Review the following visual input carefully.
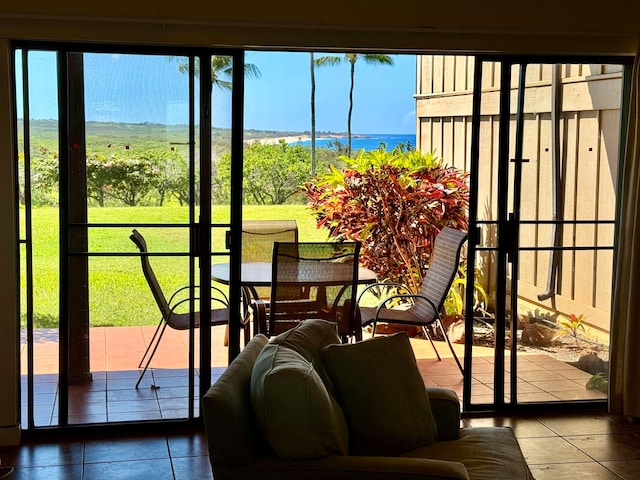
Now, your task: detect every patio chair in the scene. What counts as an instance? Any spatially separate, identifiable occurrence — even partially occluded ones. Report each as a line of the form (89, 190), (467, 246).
(241, 220), (298, 298)
(253, 241), (361, 338)
(242, 220), (299, 333)
(356, 227), (468, 374)
(130, 229), (248, 388)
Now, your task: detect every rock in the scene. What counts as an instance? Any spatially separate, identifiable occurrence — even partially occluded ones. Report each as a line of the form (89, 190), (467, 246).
(578, 350), (606, 374)
(517, 313), (530, 329)
(520, 323), (555, 347)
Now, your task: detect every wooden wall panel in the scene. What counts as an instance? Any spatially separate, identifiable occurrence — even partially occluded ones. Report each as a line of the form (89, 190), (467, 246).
(454, 56), (469, 92)
(442, 118), (454, 163)
(452, 117), (468, 171)
(536, 113), (554, 289)
(466, 57), (476, 93)
(519, 113), (541, 286)
(415, 57), (622, 330)
(560, 113), (578, 299)
(433, 56), (445, 94)
(444, 56), (456, 92)
(573, 111), (599, 307)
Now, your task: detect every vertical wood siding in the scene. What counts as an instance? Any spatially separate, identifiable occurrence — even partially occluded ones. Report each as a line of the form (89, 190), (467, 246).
(416, 56), (623, 332)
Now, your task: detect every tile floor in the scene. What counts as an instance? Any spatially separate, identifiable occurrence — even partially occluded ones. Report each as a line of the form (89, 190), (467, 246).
(2, 413), (640, 478)
(20, 325), (605, 426)
(8, 325), (621, 478)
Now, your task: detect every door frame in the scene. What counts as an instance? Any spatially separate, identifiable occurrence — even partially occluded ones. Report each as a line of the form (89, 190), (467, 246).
(14, 41), (246, 429)
(463, 54), (633, 413)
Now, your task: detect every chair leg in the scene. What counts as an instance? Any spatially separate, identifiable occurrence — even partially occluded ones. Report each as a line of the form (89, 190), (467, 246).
(136, 322), (169, 388)
(243, 319), (251, 346)
(437, 319), (464, 375)
(421, 325), (442, 361)
(138, 318), (164, 368)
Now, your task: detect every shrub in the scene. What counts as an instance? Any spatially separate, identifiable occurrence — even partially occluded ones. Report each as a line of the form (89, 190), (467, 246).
(304, 149), (469, 293)
(86, 151), (162, 206)
(215, 140), (313, 205)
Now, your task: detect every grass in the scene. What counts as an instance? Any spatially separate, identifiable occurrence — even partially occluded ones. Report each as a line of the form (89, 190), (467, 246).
(21, 204), (330, 328)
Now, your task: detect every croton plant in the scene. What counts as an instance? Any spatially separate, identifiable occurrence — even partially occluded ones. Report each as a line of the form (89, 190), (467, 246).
(304, 149), (469, 294)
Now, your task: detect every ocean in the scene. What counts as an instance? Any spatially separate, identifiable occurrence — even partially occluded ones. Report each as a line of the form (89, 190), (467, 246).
(291, 133), (416, 152)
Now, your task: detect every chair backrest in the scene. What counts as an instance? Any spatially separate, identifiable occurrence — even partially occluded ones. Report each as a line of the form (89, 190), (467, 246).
(411, 227), (468, 323)
(242, 220), (298, 262)
(270, 241), (361, 336)
(130, 229), (171, 319)
(242, 220), (298, 299)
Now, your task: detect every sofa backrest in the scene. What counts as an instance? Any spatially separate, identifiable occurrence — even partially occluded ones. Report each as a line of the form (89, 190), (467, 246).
(202, 334), (269, 468)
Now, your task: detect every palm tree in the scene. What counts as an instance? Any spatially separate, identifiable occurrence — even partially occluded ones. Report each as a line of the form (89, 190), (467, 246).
(172, 55), (260, 90)
(315, 53), (394, 157)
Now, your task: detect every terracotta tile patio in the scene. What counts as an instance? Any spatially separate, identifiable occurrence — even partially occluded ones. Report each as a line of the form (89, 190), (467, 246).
(20, 325), (605, 427)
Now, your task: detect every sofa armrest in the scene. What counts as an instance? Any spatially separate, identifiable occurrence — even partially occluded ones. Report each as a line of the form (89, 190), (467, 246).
(426, 387), (461, 441)
(216, 454), (470, 480)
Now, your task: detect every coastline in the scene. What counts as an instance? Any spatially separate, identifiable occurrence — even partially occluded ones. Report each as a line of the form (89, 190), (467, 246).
(244, 133), (366, 145)
(245, 135), (312, 145)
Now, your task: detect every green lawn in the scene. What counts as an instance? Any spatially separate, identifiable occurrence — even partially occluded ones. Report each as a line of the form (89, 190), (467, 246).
(21, 204), (330, 328)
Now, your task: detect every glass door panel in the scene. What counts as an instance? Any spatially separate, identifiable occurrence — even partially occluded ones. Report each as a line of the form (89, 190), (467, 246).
(512, 63), (620, 404)
(466, 58), (622, 410)
(16, 46), (239, 429)
(16, 49), (62, 428)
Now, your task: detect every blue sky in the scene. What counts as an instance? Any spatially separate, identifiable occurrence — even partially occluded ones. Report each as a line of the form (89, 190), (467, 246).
(17, 50), (416, 134)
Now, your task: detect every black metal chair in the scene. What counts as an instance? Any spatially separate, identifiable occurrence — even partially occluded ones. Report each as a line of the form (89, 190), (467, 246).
(253, 241), (361, 339)
(130, 229), (247, 388)
(356, 227), (468, 373)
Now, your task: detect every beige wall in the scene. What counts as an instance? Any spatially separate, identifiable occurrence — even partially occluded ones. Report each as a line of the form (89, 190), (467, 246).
(0, 2), (637, 442)
(0, 2), (637, 54)
(0, 39), (20, 445)
(416, 56), (623, 332)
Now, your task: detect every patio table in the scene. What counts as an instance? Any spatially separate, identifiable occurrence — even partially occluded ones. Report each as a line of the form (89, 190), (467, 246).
(211, 262), (377, 334)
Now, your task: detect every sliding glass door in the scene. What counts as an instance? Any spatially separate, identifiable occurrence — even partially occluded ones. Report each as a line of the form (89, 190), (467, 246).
(464, 57), (629, 411)
(16, 45), (244, 428)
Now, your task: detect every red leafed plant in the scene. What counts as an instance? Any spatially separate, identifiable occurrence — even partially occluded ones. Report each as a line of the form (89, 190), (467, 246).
(304, 149), (469, 293)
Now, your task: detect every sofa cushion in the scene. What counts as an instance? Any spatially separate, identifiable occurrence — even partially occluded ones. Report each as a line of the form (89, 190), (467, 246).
(250, 342), (349, 459)
(322, 332), (438, 456)
(270, 318), (340, 364)
(401, 427), (535, 480)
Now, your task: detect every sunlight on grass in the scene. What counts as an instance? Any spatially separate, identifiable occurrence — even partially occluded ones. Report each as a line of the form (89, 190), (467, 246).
(21, 204), (330, 328)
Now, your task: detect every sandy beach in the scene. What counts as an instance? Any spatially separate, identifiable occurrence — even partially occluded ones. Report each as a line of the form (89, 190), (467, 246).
(246, 135), (310, 145)
(244, 134), (340, 145)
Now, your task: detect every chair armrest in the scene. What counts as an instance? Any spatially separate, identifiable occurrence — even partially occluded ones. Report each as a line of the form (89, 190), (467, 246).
(167, 285), (229, 307)
(252, 299), (269, 336)
(426, 387), (461, 441)
(220, 454), (470, 480)
(356, 282), (408, 303)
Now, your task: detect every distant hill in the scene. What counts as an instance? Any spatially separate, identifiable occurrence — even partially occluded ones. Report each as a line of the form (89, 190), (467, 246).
(16, 119), (345, 154)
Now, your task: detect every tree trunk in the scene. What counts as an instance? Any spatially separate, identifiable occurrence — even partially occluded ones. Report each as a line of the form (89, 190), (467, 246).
(348, 62), (355, 158)
(310, 53), (316, 176)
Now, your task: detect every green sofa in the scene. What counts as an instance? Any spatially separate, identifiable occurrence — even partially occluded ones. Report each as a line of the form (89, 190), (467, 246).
(202, 320), (535, 480)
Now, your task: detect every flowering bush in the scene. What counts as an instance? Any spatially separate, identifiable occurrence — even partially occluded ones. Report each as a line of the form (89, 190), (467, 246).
(304, 149), (469, 293)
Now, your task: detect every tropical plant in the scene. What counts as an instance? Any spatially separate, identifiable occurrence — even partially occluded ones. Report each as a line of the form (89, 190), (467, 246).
(443, 262), (489, 317)
(304, 149), (469, 293)
(171, 55), (261, 90)
(314, 54), (394, 157)
(552, 313), (586, 346)
(586, 372), (608, 393)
